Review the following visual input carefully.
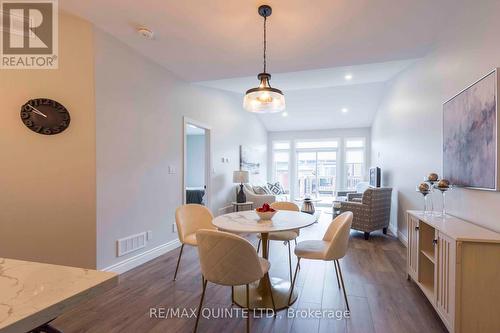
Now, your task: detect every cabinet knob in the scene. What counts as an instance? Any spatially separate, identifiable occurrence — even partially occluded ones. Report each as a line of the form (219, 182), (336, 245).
(433, 239), (438, 246)
(415, 226), (419, 231)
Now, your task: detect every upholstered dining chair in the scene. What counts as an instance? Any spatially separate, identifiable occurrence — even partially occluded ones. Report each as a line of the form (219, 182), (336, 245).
(288, 212), (353, 311)
(256, 201), (300, 281)
(194, 229), (275, 333)
(173, 204), (215, 281)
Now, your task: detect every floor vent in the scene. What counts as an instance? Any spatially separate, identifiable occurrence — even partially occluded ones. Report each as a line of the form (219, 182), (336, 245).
(117, 232), (147, 257)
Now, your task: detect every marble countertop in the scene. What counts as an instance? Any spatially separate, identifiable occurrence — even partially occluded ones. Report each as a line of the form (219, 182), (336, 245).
(0, 258), (118, 333)
(212, 210), (317, 233)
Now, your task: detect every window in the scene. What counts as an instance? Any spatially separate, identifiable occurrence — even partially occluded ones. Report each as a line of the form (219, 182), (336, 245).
(344, 138), (365, 189)
(295, 140), (338, 202)
(296, 140), (338, 149)
(273, 141), (290, 150)
(272, 141), (290, 191)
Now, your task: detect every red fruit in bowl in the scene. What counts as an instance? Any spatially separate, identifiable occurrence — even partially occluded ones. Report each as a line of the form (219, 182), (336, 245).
(262, 203), (270, 211)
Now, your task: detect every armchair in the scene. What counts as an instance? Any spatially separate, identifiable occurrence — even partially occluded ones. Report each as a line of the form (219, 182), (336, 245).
(339, 187), (392, 240)
(346, 181), (370, 202)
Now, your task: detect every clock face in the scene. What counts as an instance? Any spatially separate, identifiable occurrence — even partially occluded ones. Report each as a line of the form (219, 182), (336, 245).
(20, 98), (70, 135)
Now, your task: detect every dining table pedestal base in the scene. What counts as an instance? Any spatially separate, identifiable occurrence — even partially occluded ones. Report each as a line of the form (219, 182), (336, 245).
(233, 276), (298, 311)
(212, 212), (316, 312)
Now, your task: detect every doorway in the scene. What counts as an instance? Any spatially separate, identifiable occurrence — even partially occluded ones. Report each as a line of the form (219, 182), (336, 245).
(183, 118), (211, 209)
(295, 141), (338, 206)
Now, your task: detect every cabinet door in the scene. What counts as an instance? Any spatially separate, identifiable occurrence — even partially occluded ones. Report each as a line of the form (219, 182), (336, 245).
(435, 231), (456, 330)
(407, 214), (419, 279)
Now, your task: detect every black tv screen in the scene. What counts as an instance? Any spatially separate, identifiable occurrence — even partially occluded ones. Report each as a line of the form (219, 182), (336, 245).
(369, 167), (381, 187)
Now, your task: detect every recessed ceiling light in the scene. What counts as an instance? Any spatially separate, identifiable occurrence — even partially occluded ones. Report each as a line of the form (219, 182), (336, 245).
(137, 27), (154, 40)
(282, 111), (288, 117)
(344, 74), (353, 80)
(341, 108), (349, 113)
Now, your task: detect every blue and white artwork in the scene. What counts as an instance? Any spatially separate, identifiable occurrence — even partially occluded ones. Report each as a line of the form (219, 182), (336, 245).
(240, 145), (261, 175)
(443, 70), (497, 190)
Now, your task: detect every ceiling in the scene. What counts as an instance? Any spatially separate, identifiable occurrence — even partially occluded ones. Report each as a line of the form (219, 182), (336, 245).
(196, 59), (417, 93)
(253, 83), (388, 131)
(198, 59), (416, 130)
(60, 0), (457, 131)
(61, 0), (454, 81)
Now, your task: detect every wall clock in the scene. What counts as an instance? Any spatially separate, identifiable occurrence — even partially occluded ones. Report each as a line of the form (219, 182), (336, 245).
(20, 98), (70, 135)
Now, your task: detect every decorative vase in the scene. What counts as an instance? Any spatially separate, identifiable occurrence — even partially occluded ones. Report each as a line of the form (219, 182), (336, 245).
(417, 182), (431, 214)
(237, 184), (246, 203)
(434, 180), (451, 217)
(301, 199), (315, 215)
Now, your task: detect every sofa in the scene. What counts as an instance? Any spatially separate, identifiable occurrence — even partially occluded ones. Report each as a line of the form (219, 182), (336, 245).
(339, 187), (392, 240)
(237, 184), (289, 208)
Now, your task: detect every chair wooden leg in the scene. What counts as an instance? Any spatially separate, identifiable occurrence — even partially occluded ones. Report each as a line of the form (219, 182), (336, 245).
(257, 239), (261, 254)
(294, 238), (300, 270)
(246, 284), (250, 333)
(266, 273), (276, 315)
(173, 244), (185, 281)
(336, 260), (350, 312)
(287, 258), (301, 305)
(333, 260), (341, 289)
(194, 279), (208, 333)
(383, 227), (388, 234)
(287, 241), (293, 282)
(364, 232), (370, 240)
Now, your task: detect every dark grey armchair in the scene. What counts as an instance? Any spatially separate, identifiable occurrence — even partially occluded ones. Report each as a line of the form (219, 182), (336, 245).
(339, 187), (392, 240)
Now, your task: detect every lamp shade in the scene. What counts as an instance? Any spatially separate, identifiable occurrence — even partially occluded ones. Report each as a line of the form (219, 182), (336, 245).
(243, 73), (285, 114)
(233, 170), (249, 184)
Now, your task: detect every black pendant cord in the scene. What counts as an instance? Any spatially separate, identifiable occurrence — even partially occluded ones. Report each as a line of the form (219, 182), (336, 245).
(263, 16), (267, 74)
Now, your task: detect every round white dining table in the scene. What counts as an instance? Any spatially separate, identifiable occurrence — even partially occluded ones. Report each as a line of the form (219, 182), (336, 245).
(212, 210), (317, 310)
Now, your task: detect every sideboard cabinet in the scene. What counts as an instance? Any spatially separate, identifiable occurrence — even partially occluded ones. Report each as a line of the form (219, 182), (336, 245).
(406, 211), (500, 333)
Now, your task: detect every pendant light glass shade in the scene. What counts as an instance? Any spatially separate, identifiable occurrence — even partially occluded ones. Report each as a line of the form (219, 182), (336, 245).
(243, 73), (285, 113)
(244, 5), (285, 114)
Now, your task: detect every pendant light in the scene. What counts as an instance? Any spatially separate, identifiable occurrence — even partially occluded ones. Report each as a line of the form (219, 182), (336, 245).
(243, 5), (285, 113)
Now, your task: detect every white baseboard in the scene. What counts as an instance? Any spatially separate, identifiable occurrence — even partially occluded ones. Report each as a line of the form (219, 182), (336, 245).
(101, 238), (181, 274)
(397, 230), (408, 247)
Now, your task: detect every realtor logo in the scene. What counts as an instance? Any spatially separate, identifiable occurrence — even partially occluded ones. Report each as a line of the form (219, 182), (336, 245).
(1, 0), (58, 69)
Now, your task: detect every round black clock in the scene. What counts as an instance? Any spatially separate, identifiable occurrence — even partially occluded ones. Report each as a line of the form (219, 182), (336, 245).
(20, 98), (70, 135)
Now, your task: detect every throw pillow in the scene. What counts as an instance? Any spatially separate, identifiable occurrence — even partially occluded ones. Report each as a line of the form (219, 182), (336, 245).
(267, 182), (283, 195)
(252, 185), (269, 195)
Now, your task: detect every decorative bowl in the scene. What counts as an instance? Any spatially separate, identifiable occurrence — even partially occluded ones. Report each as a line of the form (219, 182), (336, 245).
(255, 210), (277, 220)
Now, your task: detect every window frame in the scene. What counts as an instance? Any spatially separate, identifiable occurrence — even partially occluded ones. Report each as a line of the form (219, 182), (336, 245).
(271, 141), (291, 191)
(343, 137), (367, 190)
(294, 138), (340, 198)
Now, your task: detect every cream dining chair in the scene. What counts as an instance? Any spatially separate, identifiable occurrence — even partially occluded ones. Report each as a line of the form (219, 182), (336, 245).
(288, 212), (353, 311)
(256, 201), (300, 281)
(173, 204), (215, 281)
(194, 229), (275, 333)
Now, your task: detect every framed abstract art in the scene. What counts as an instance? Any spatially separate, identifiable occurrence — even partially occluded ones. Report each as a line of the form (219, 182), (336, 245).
(443, 68), (500, 191)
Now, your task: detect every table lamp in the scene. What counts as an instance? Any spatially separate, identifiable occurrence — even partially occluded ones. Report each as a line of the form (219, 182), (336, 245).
(233, 170), (249, 203)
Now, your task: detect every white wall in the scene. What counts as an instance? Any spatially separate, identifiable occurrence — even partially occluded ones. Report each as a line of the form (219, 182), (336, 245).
(268, 128), (371, 198)
(186, 135), (206, 187)
(94, 29), (267, 269)
(0, 13), (97, 269)
(371, 0), (500, 242)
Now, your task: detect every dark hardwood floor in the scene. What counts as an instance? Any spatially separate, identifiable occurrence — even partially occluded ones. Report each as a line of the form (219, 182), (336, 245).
(54, 210), (447, 333)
